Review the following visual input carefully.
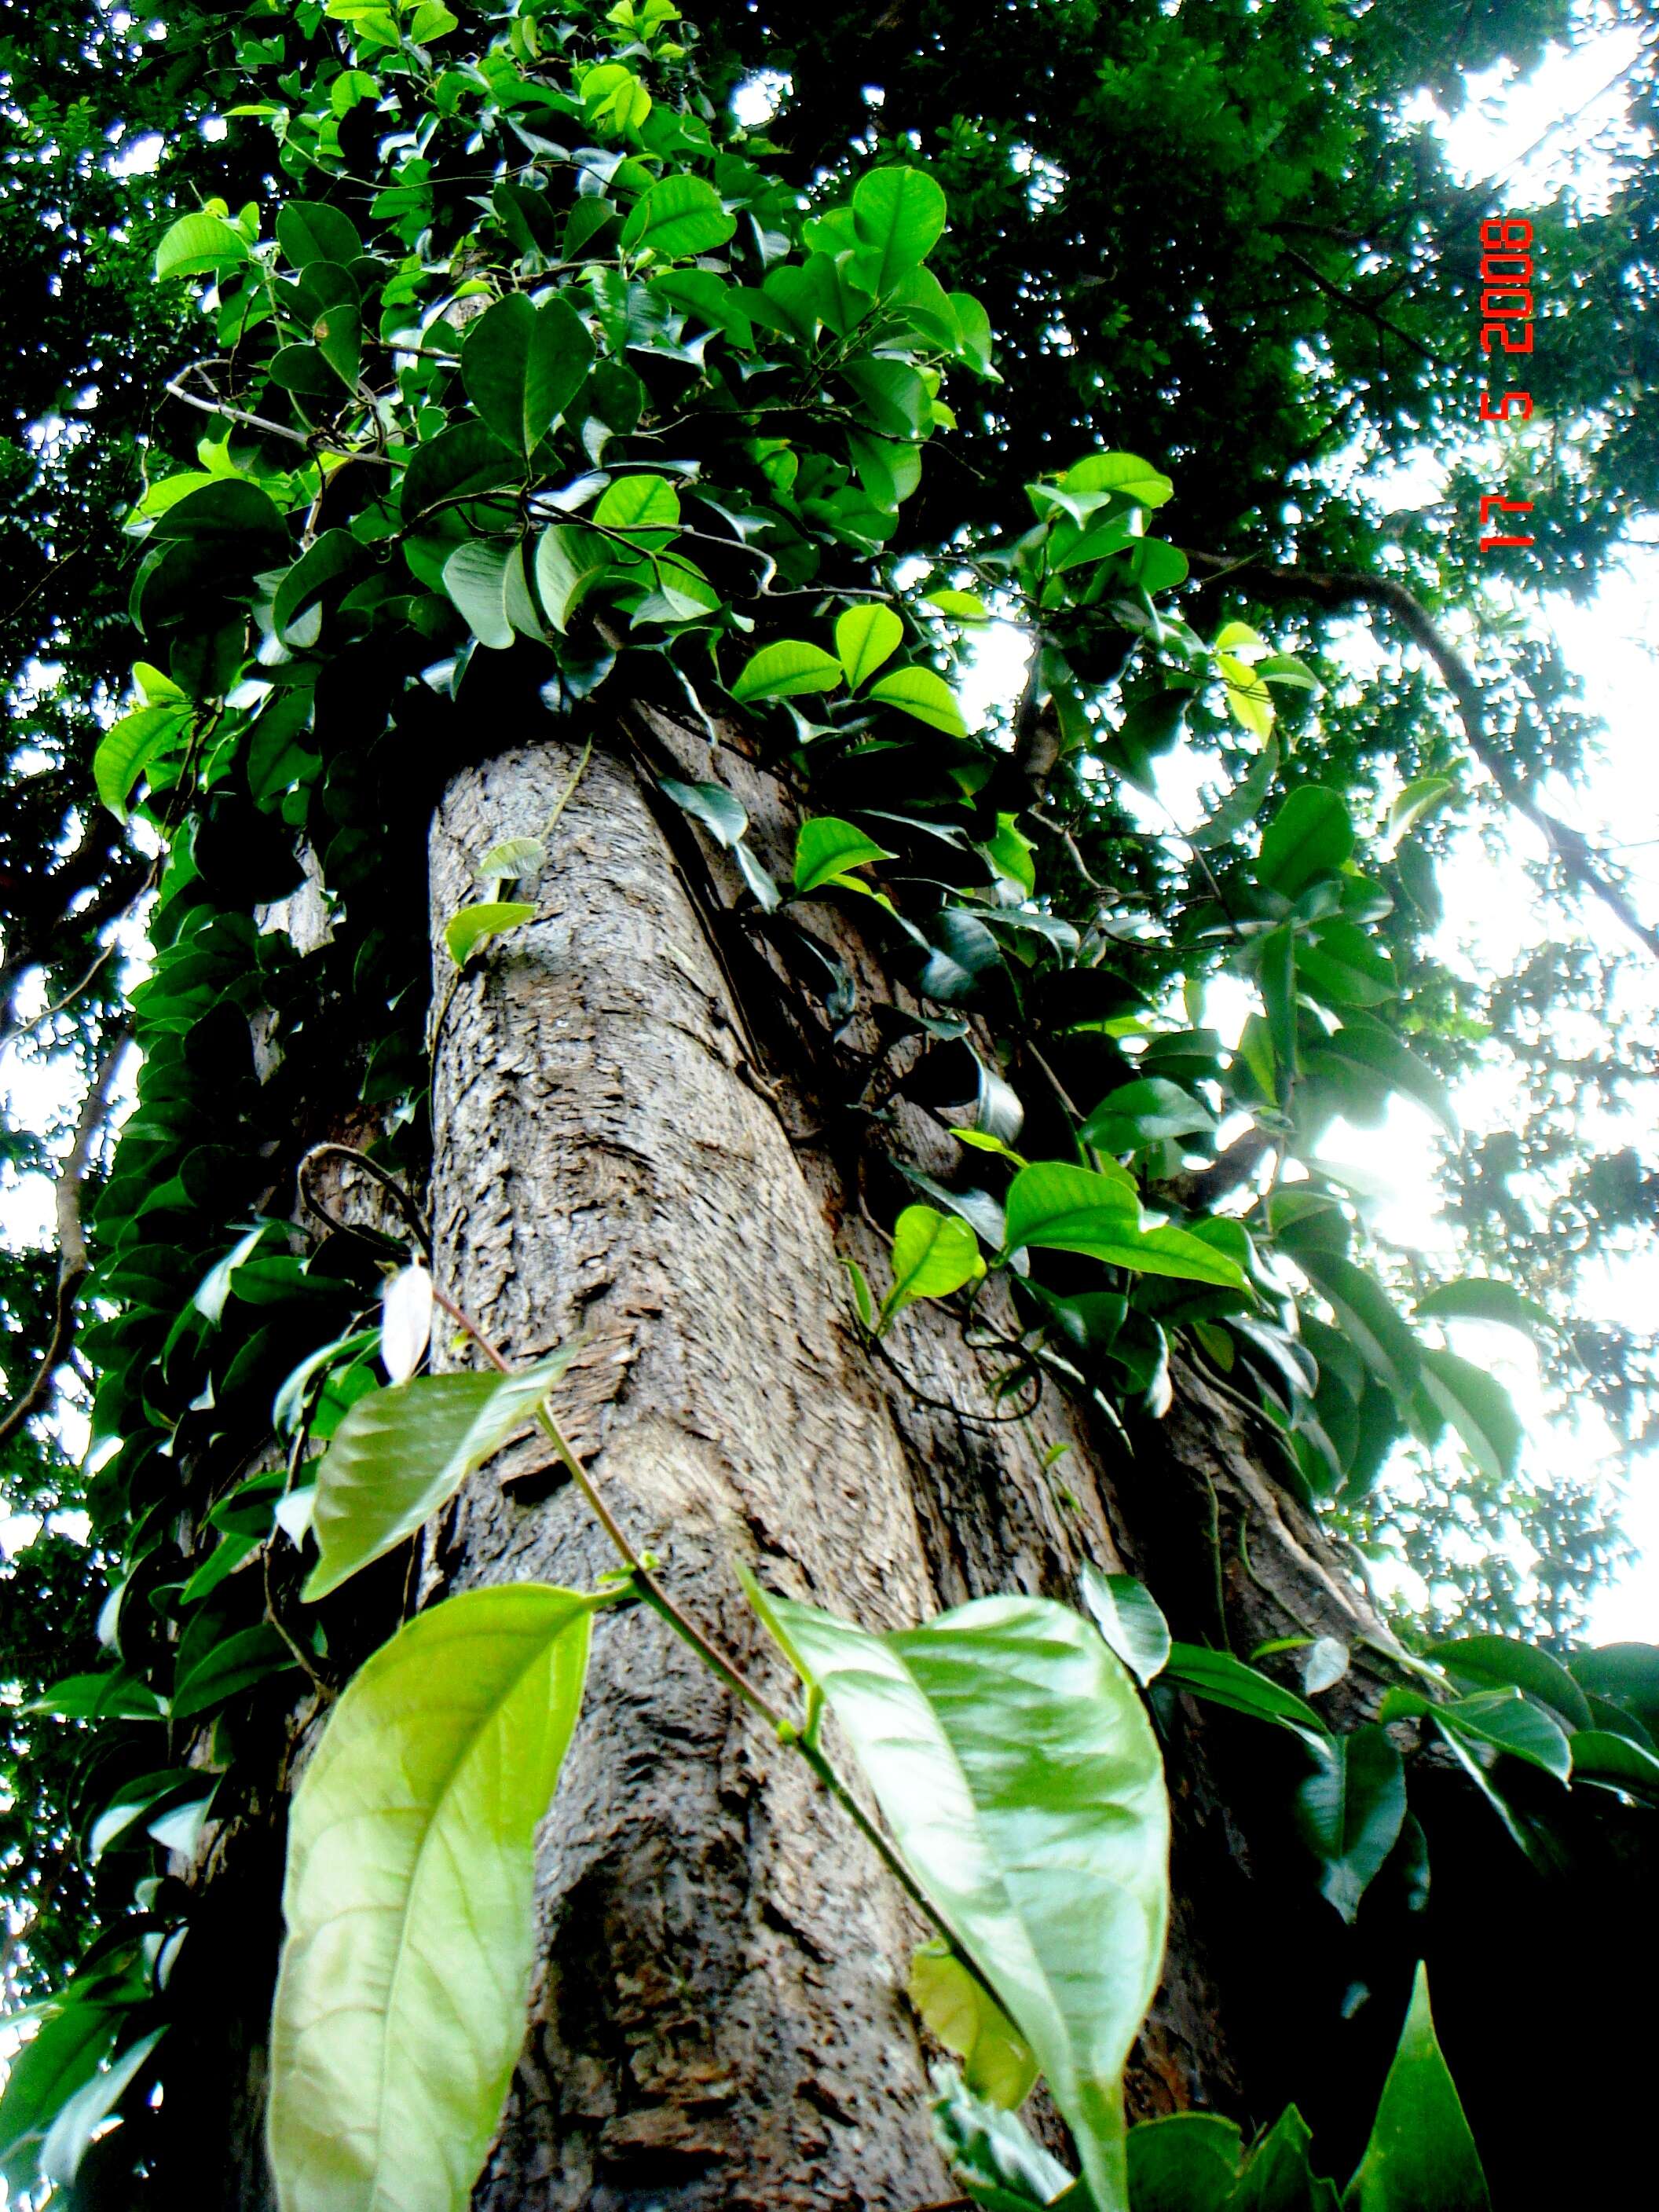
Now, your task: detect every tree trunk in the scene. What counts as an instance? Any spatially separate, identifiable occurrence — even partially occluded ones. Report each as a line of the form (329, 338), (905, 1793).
(405, 710), (1391, 2207)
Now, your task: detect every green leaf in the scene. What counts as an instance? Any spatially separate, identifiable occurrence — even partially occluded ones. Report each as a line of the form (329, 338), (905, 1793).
(93, 703), (193, 814)
(910, 1943), (1038, 2110)
(1418, 1348), (1523, 1482)
(1298, 920), (1397, 1009)
(1233, 2106), (1339, 2212)
(276, 200), (361, 268)
(660, 777), (748, 848)
(1343, 1965), (1490, 2212)
(1412, 1279), (1550, 1335)
(793, 815), (895, 895)
(1079, 1566), (1170, 1688)
(927, 588), (990, 622)
(1059, 452), (1174, 507)
(155, 210), (249, 280)
(851, 166), (949, 290)
(752, 1588), (1169, 2212)
(1003, 1164), (1247, 1288)
(1127, 2112), (1244, 2212)
(868, 665), (968, 735)
(1388, 775), (1456, 838)
(731, 638), (844, 703)
(1569, 1727), (1659, 1796)
(0, 2001), (119, 2193)
(1436, 1687), (1571, 1783)
(303, 1360), (568, 1600)
(620, 172), (737, 259)
(441, 540), (517, 650)
(408, 0), (458, 39)
(444, 899), (537, 967)
(1422, 1636), (1591, 1730)
(533, 526), (609, 631)
(1079, 1079), (1217, 1153)
(1569, 1643), (1659, 1736)
(1256, 788), (1355, 897)
(1295, 1726), (1407, 1924)
(268, 1585), (598, 2212)
(462, 295), (594, 456)
(172, 1624), (296, 1719)
(476, 837), (546, 884)
(836, 602), (904, 688)
(592, 472), (680, 549)
(1163, 1643), (1330, 1749)
(881, 1204), (986, 1324)
(39, 2029), (163, 2188)
(273, 529), (365, 642)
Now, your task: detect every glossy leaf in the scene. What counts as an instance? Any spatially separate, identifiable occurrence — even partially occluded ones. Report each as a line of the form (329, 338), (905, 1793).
(93, 703), (193, 814)
(1002, 1163), (1247, 1289)
(882, 1203), (986, 1324)
(40, 2029), (163, 2188)
(155, 210), (249, 280)
(932, 2066), (1080, 2210)
(1256, 788), (1354, 896)
(1343, 1965), (1490, 2212)
(1079, 1565), (1171, 1687)
(620, 172), (737, 259)
(837, 602), (904, 688)
(751, 1588), (1169, 2212)
(794, 815), (894, 894)
(1232, 2106), (1339, 2212)
(660, 777), (747, 848)
(1163, 1643), (1330, 1749)
(910, 1943), (1038, 2109)
(1418, 1349), (1522, 1482)
(851, 165), (948, 289)
(1423, 1635), (1590, 1730)
(1060, 452), (1174, 507)
(592, 472), (679, 549)
(1412, 1278), (1551, 1335)
(267, 1584), (598, 2212)
(302, 1359), (569, 1600)
(0, 2001), (120, 2192)
(868, 665), (968, 735)
(444, 900), (536, 966)
(1079, 1078), (1217, 1153)
(1295, 1726), (1406, 1923)
(462, 294), (593, 455)
(731, 638), (843, 702)
(441, 540), (517, 650)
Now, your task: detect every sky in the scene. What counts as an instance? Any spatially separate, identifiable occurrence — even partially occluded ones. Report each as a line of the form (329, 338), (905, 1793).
(4, 20), (1657, 1643)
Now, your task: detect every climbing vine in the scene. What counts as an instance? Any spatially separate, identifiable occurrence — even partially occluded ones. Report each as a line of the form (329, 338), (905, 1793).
(2, 2), (1657, 2207)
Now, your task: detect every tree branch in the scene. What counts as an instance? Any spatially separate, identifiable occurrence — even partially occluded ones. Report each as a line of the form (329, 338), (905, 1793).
(1185, 551), (1659, 964)
(0, 1022), (131, 1450)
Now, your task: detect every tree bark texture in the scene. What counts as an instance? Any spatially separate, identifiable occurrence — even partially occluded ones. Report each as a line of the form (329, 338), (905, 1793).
(419, 707), (1396, 2208)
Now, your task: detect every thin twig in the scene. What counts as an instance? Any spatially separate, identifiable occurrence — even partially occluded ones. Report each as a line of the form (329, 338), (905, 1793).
(296, 1142), (432, 1256)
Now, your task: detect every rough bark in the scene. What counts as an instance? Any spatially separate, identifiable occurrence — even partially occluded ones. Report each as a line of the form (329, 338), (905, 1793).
(419, 713), (1394, 2206)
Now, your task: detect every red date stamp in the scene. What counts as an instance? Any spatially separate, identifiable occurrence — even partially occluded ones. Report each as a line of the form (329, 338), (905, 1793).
(1478, 217), (1534, 551)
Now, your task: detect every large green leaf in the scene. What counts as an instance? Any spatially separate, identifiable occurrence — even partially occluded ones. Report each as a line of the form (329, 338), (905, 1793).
(1422, 1635), (1590, 1730)
(1569, 1643), (1659, 1736)
(837, 601), (903, 688)
(93, 703), (193, 815)
(1163, 1643), (1330, 1750)
(752, 1588), (1169, 2212)
(302, 1360), (569, 1600)
(1417, 1349), (1522, 1482)
(441, 540), (518, 650)
(461, 294), (592, 456)
(0, 2000), (119, 2192)
(851, 165), (949, 291)
(1127, 2112), (1243, 2212)
(155, 209), (249, 280)
(868, 665), (968, 735)
(267, 1584), (598, 2212)
(620, 172), (737, 259)
(793, 815), (894, 894)
(1343, 1965), (1490, 2211)
(1232, 2107), (1340, 2212)
(732, 638), (844, 702)
(1256, 788), (1354, 896)
(1080, 1078), (1217, 1153)
(1295, 1725), (1406, 1924)
(1002, 1163), (1247, 1289)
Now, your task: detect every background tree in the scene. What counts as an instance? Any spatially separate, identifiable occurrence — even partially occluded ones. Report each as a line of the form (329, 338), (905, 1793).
(2, 2), (1657, 2209)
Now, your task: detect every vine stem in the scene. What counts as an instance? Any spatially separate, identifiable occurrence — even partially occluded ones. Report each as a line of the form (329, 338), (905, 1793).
(425, 1283), (975, 1957)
